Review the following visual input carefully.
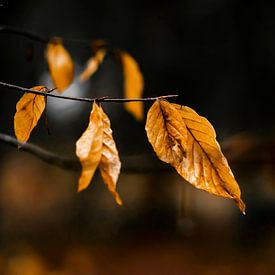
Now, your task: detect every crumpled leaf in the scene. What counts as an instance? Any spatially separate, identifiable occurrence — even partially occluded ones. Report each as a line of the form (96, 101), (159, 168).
(76, 103), (103, 192)
(45, 37), (74, 92)
(76, 103), (122, 204)
(99, 108), (122, 205)
(14, 86), (46, 143)
(120, 51), (144, 121)
(79, 49), (106, 82)
(146, 100), (245, 214)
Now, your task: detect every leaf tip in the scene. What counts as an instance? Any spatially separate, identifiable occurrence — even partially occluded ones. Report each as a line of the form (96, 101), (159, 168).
(115, 194), (123, 206)
(234, 197), (246, 215)
(77, 180), (89, 193)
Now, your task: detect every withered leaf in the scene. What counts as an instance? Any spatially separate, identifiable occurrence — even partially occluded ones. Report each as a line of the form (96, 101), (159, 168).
(45, 37), (74, 92)
(79, 49), (106, 82)
(99, 107), (122, 205)
(120, 51), (144, 121)
(76, 103), (122, 204)
(14, 86), (46, 143)
(76, 103), (103, 192)
(146, 100), (245, 213)
(145, 100), (188, 165)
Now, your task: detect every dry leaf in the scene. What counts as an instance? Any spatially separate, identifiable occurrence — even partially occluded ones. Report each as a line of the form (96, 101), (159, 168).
(45, 37), (74, 92)
(79, 49), (106, 82)
(76, 103), (122, 204)
(76, 103), (103, 192)
(146, 100), (245, 213)
(14, 86), (46, 143)
(120, 51), (144, 121)
(145, 100), (188, 165)
(99, 107), (122, 205)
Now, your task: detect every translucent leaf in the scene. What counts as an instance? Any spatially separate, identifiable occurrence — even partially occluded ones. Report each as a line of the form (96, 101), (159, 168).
(14, 86), (46, 143)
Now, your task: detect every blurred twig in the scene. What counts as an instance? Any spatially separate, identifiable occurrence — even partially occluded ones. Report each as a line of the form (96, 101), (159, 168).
(0, 133), (80, 171)
(0, 134), (171, 174)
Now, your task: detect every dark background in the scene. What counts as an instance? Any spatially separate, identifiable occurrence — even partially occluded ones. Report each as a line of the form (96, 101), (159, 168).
(0, 0), (274, 274)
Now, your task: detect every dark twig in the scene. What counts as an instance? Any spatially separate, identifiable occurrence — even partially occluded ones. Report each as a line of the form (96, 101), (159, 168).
(0, 81), (179, 103)
(0, 134), (172, 174)
(0, 25), (49, 43)
(0, 133), (80, 171)
(0, 25), (94, 47)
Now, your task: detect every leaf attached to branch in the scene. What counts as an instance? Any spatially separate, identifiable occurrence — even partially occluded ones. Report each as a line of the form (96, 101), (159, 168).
(99, 107), (122, 205)
(145, 100), (245, 213)
(14, 86), (46, 143)
(45, 37), (74, 92)
(145, 100), (187, 165)
(120, 51), (144, 121)
(76, 103), (103, 192)
(76, 102), (122, 204)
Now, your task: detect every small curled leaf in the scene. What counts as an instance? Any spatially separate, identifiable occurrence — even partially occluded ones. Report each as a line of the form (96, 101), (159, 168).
(79, 49), (106, 82)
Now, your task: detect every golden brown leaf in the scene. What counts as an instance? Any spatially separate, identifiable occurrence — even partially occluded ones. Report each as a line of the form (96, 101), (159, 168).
(120, 51), (144, 121)
(98, 107), (122, 205)
(14, 86), (46, 143)
(145, 100), (188, 165)
(146, 100), (245, 213)
(76, 103), (122, 204)
(79, 49), (106, 82)
(45, 37), (74, 92)
(76, 103), (103, 192)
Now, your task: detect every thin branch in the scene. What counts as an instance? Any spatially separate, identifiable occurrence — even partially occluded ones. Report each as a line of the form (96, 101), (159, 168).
(0, 133), (268, 175)
(0, 133), (80, 171)
(0, 25), (49, 43)
(0, 25), (94, 46)
(0, 81), (179, 103)
(0, 134), (171, 174)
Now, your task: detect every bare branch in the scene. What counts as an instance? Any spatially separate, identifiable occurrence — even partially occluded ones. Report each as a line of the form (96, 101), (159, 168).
(0, 133), (80, 171)
(0, 25), (96, 47)
(0, 134), (172, 174)
(0, 81), (179, 103)
(0, 25), (49, 43)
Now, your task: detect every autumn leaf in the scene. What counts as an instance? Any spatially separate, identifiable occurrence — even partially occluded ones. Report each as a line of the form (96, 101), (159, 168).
(120, 51), (144, 121)
(76, 103), (122, 204)
(145, 100), (188, 165)
(76, 103), (103, 192)
(45, 37), (74, 92)
(14, 86), (46, 143)
(79, 48), (106, 82)
(99, 107), (122, 205)
(145, 100), (245, 213)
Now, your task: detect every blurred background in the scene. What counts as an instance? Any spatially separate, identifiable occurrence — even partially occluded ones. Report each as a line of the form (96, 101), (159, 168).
(0, 0), (275, 274)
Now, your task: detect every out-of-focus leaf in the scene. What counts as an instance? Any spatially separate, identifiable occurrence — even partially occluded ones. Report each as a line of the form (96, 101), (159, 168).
(146, 100), (245, 213)
(76, 103), (103, 192)
(120, 51), (144, 121)
(99, 107), (122, 205)
(76, 103), (122, 204)
(14, 86), (46, 143)
(45, 37), (74, 92)
(79, 49), (106, 82)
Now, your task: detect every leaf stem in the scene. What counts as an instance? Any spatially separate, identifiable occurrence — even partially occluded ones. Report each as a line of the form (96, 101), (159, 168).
(0, 81), (179, 103)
